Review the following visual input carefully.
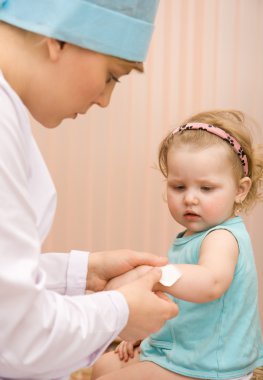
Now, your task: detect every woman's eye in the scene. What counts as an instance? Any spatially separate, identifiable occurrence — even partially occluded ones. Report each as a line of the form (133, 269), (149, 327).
(106, 74), (120, 84)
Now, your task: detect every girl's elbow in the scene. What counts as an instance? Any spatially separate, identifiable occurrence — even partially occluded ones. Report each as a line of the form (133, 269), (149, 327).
(206, 280), (226, 301)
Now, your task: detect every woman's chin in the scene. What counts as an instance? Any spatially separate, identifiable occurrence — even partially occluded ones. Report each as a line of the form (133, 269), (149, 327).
(38, 116), (63, 129)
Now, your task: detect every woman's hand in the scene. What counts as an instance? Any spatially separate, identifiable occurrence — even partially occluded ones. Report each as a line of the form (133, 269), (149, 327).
(86, 250), (167, 292)
(118, 268), (179, 341)
(105, 265), (152, 290)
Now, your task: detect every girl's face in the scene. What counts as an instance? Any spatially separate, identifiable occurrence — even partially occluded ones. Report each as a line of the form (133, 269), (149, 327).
(166, 144), (244, 235)
(24, 41), (133, 127)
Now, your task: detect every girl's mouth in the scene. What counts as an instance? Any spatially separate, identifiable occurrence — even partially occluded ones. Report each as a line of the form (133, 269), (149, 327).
(184, 211), (200, 220)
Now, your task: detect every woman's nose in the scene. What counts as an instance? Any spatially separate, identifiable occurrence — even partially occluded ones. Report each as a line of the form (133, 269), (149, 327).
(94, 83), (115, 108)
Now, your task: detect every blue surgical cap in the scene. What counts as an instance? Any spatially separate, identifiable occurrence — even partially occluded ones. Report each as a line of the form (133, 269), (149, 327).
(0, 0), (160, 61)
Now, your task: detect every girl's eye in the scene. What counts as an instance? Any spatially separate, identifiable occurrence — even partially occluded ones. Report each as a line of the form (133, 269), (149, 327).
(201, 186), (213, 192)
(173, 185), (185, 191)
(106, 74), (120, 84)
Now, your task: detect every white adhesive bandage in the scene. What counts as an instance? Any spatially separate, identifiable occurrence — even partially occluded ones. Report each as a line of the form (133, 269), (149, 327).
(159, 264), (182, 286)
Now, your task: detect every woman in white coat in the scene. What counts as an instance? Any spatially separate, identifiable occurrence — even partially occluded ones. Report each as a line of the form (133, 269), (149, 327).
(0, 1), (179, 379)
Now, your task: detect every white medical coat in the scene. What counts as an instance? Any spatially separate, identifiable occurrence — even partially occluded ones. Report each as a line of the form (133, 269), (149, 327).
(0, 72), (129, 380)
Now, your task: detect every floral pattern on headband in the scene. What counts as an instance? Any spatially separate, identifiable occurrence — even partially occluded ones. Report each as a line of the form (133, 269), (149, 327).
(172, 123), (249, 176)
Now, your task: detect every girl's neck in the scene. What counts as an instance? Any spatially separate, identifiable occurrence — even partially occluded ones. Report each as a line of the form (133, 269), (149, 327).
(184, 215), (240, 236)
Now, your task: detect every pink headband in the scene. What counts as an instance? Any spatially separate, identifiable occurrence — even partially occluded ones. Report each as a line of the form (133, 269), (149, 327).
(172, 122), (249, 176)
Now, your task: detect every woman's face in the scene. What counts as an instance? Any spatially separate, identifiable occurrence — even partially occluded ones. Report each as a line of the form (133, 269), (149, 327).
(24, 41), (133, 127)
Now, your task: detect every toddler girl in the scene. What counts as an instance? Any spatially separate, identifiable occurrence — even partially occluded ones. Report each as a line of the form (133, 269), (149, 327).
(92, 109), (263, 380)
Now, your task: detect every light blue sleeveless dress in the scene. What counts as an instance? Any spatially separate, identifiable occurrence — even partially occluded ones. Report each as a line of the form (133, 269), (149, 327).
(140, 217), (263, 379)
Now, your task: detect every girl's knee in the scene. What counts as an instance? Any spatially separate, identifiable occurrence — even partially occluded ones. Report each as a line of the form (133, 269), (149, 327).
(91, 348), (141, 379)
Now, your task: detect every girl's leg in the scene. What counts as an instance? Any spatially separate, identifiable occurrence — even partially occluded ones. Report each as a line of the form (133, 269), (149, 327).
(94, 360), (197, 380)
(91, 348), (140, 379)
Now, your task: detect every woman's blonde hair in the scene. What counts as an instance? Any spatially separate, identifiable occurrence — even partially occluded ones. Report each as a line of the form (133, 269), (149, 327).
(0, 21), (144, 73)
(109, 56), (144, 73)
(159, 109), (263, 212)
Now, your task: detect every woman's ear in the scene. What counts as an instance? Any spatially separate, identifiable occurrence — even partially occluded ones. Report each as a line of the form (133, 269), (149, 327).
(46, 38), (64, 61)
(235, 176), (252, 204)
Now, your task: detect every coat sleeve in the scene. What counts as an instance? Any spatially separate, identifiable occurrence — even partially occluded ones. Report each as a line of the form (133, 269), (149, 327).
(0, 83), (129, 380)
(39, 250), (89, 295)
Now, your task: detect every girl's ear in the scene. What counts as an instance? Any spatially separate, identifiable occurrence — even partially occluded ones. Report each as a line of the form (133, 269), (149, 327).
(235, 176), (252, 204)
(46, 38), (64, 61)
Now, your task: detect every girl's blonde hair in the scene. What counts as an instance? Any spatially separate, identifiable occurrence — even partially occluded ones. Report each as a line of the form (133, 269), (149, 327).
(159, 109), (263, 212)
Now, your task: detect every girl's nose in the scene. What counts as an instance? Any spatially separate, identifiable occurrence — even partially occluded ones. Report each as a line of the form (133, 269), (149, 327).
(184, 191), (199, 205)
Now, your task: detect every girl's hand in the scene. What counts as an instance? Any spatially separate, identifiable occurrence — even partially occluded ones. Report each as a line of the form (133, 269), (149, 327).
(114, 340), (141, 362)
